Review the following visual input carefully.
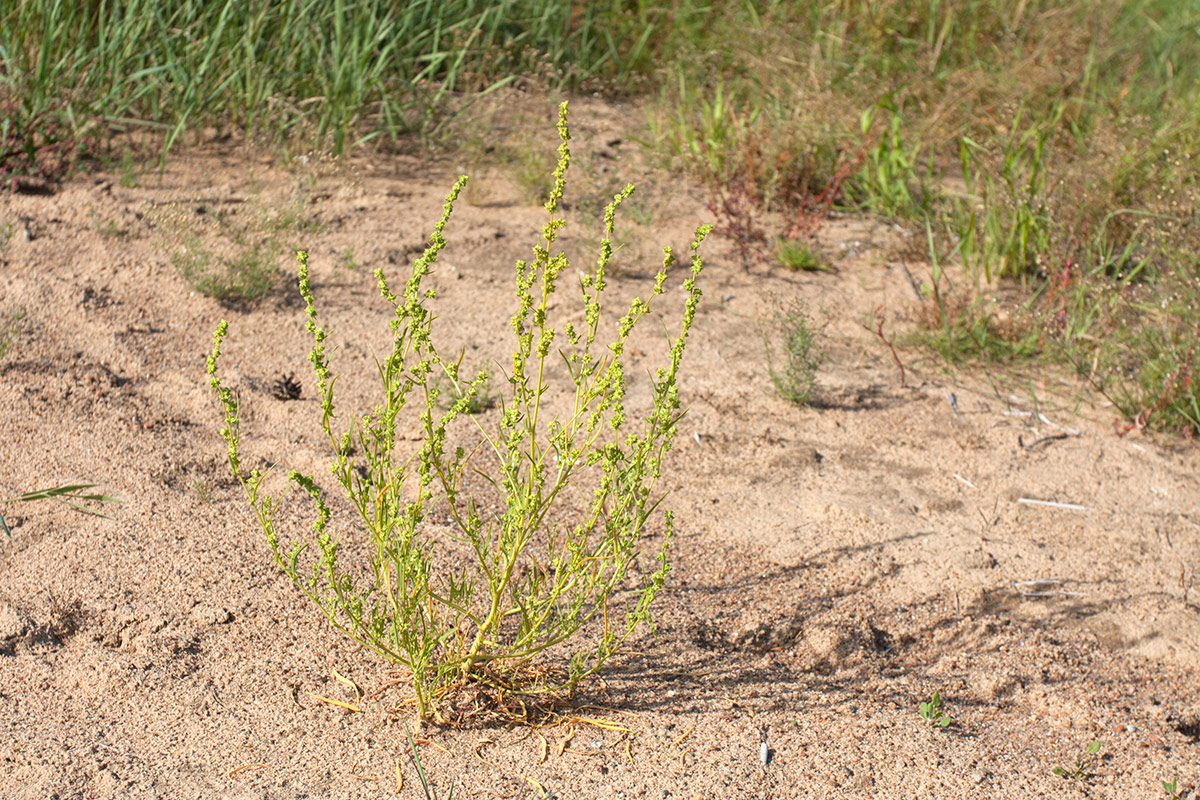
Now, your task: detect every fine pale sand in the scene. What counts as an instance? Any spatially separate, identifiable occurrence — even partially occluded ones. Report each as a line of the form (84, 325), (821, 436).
(2, 98), (1197, 799)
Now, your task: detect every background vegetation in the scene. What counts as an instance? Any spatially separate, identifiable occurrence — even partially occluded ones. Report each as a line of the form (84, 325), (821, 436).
(3, 0), (1197, 433)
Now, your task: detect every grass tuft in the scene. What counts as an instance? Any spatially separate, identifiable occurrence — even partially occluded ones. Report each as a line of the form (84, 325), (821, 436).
(774, 239), (829, 273)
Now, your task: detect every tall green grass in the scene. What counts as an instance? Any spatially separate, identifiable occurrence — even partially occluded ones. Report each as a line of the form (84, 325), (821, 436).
(0, 0), (659, 153)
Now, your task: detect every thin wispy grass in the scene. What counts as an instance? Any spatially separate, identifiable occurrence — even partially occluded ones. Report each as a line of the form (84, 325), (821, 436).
(1, 483), (120, 537)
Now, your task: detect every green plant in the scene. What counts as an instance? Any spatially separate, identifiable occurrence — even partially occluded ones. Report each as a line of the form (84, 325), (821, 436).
(848, 102), (929, 220)
(0, 97), (90, 193)
(207, 103), (711, 724)
(91, 211), (126, 239)
(268, 196), (324, 236)
(766, 298), (820, 407)
(907, 218), (1043, 366)
(0, 310), (25, 360)
(118, 148), (139, 188)
(1109, 333), (1198, 436)
(1053, 741), (1101, 780)
(171, 237), (278, 304)
(405, 723), (453, 799)
(650, 77), (756, 184)
(155, 193), (304, 305)
(99, 221), (124, 238)
(646, 73), (857, 269)
(1161, 776), (1183, 800)
(917, 690), (950, 728)
(1048, 249), (1200, 436)
(0, 0), (665, 157)
(773, 238), (828, 272)
(435, 367), (496, 415)
(336, 247), (357, 271)
(954, 113), (1056, 282)
(192, 479), (212, 503)
(1, 483), (120, 537)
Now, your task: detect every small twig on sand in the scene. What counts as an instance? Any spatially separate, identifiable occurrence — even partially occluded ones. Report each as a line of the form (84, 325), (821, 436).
(1001, 410), (1081, 436)
(947, 392), (964, 419)
(897, 257), (924, 299)
(1018, 433), (1069, 451)
(1017, 497), (1086, 511)
(1008, 579), (1086, 598)
(951, 473), (976, 489)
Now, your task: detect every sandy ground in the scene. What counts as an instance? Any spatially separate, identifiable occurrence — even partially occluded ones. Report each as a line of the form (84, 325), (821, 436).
(2, 97), (1198, 799)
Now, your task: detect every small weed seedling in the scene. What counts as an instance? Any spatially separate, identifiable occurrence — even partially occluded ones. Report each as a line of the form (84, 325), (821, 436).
(208, 102), (711, 724)
(766, 298), (821, 407)
(1053, 741), (1101, 780)
(1161, 776), (1187, 800)
(171, 237), (277, 304)
(192, 479), (212, 503)
(90, 210), (127, 239)
(0, 310), (25, 360)
(918, 691), (950, 728)
(154, 180), (325, 304)
(98, 221), (125, 239)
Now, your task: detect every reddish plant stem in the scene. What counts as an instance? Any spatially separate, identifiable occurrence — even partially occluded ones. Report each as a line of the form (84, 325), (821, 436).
(695, 107), (874, 269)
(864, 304), (907, 387)
(1115, 345), (1195, 436)
(784, 140), (871, 243)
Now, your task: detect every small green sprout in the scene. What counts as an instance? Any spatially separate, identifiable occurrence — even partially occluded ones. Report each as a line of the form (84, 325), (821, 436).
(918, 691), (950, 727)
(1052, 741), (1101, 780)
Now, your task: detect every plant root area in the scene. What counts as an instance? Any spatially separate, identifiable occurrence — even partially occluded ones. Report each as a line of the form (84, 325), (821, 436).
(2, 98), (1198, 798)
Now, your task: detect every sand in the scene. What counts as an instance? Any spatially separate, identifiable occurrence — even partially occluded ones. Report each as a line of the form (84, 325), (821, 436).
(1, 97), (1197, 799)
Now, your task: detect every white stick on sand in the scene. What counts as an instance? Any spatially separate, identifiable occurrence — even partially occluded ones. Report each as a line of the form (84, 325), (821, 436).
(952, 473), (977, 489)
(1017, 497), (1086, 511)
